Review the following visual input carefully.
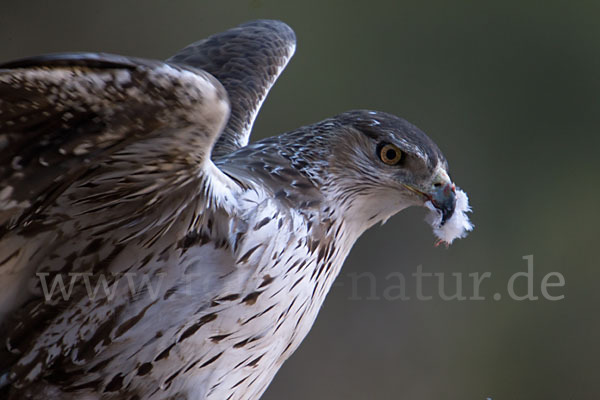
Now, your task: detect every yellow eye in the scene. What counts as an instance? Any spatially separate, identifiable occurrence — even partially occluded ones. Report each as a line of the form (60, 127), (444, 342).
(379, 143), (403, 165)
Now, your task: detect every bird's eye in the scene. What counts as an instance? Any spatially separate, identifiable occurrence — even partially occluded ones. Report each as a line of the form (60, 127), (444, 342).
(378, 143), (403, 165)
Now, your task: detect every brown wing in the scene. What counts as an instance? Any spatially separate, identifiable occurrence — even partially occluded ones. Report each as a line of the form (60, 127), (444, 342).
(0, 53), (229, 232)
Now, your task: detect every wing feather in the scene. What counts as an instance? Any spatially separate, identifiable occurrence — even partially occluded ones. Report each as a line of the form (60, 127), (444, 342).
(0, 53), (230, 230)
(167, 20), (296, 158)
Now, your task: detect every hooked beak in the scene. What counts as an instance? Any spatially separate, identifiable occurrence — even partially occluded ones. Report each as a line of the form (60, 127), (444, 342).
(403, 169), (457, 225)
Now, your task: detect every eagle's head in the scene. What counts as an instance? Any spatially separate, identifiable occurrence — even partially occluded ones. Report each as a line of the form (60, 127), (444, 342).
(314, 110), (473, 244)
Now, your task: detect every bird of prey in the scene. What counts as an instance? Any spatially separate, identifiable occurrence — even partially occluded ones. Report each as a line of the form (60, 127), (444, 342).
(0, 20), (472, 400)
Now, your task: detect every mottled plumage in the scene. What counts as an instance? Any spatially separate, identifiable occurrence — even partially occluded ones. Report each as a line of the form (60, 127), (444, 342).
(0, 20), (471, 400)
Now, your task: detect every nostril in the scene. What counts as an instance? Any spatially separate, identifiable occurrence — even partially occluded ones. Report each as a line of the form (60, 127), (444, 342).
(433, 182), (443, 188)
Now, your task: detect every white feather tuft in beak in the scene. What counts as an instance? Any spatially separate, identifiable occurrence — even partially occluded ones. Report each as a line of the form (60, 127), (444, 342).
(425, 188), (473, 245)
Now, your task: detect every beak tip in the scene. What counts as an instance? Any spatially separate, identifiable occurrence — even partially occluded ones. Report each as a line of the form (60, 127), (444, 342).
(432, 183), (457, 225)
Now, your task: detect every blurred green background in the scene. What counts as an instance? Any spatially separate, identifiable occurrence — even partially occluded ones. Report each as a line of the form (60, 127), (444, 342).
(1, 1), (599, 399)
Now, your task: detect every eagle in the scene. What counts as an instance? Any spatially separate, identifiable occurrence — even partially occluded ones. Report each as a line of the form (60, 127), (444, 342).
(0, 20), (472, 400)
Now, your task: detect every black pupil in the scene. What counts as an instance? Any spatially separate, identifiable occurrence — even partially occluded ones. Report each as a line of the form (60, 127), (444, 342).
(385, 148), (397, 160)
